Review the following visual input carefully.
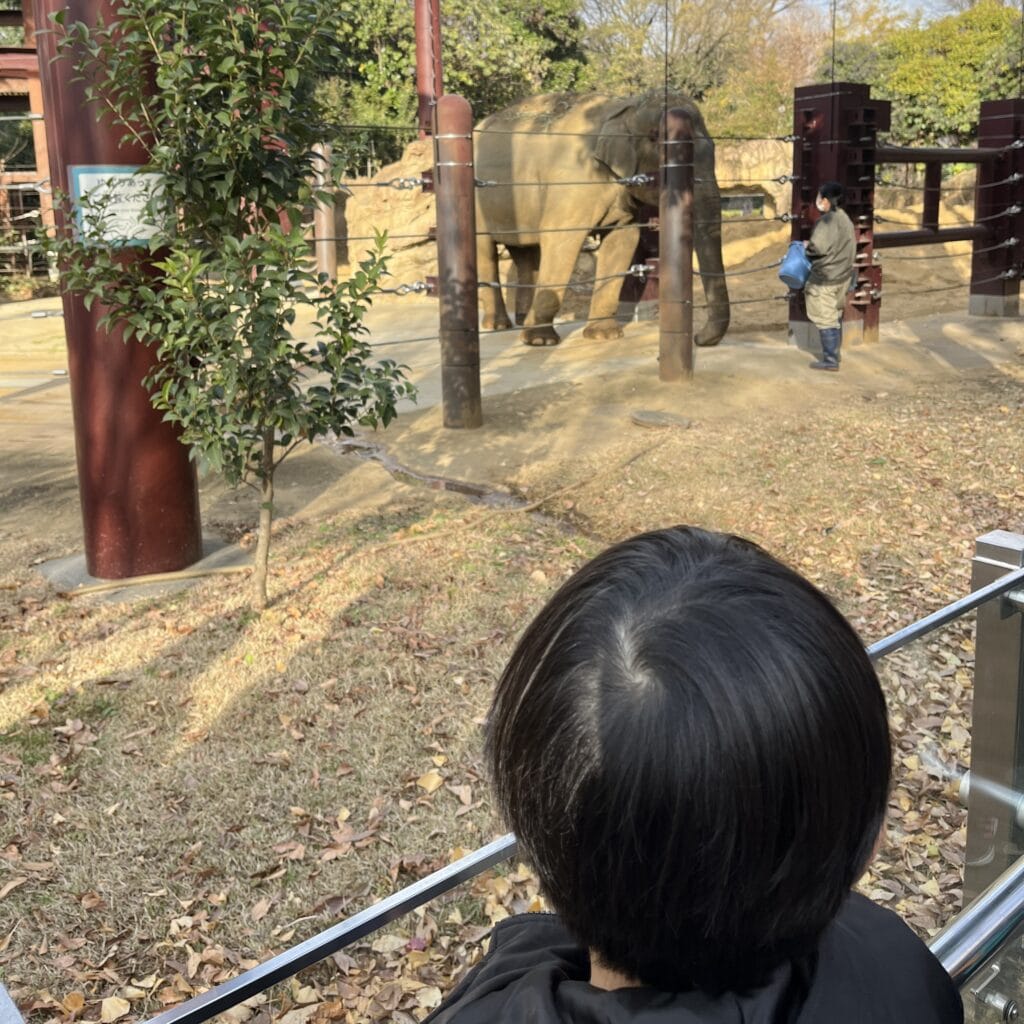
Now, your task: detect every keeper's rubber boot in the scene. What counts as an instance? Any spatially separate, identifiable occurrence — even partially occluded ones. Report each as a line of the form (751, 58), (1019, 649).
(809, 327), (841, 371)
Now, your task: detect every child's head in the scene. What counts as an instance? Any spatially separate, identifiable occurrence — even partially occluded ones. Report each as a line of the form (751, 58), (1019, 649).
(486, 526), (890, 994)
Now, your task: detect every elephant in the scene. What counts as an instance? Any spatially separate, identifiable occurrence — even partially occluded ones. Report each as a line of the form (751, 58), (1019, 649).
(473, 92), (730, 347)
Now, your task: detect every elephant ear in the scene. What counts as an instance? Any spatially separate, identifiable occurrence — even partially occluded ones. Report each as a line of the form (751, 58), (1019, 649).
(594, 99), (639, 180)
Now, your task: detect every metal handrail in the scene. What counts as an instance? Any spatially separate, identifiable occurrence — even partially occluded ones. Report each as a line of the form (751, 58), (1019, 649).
(930, 853), (1024, 987)
(145, 566), (1024, 1024)
(866, 564), (1024, 661)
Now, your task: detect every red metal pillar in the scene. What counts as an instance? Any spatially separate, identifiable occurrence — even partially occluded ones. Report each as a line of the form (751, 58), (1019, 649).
(789, 82), (889, 348)
(659, 109), (694, 381)
(970, 99), (1024, 318)
(415, 0), (444, 140)
(434, 95), (481, 428)
(33, 0), (202, 579)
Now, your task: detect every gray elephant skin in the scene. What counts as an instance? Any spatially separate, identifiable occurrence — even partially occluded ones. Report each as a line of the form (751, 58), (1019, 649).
(473, 92), (731, 347)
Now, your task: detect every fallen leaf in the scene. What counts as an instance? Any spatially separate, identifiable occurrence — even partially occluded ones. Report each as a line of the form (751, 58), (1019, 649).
(80, 891), (106, 911)
(0, 876), (27, 900)
(290, 982), (319, 1006)
(416, 770), (444, 794)
(371, 934), (407, 955)
(416, 987), (443, 1009)
(100, 996), (131, 1022)
(62, 992), (85, 1014)
(250, 897), (272, 922)
(276, 1006), (319, 1024)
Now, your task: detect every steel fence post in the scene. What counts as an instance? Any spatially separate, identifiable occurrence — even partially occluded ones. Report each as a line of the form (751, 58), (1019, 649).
(965, 530), (1024, 901)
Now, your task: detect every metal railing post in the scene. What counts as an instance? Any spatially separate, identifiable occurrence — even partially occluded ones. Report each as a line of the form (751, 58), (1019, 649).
(965, 530), (1024, 900)
(659, 108), (694, 381)
(970, 99), (1024, 318)
(434, 94), (482, 429)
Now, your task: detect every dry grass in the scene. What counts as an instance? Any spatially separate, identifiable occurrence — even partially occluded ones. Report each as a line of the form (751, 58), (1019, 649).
(2, 358), (1024, 1022)
(1, 498), (592, 1022)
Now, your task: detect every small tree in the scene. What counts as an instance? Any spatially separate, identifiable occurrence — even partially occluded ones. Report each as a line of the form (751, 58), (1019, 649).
(49, 0), (414, 609)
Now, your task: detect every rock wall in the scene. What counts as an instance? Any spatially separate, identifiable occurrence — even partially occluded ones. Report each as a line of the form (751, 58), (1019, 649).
(715, 140), (791, 215)
(337, 140), (438, 288)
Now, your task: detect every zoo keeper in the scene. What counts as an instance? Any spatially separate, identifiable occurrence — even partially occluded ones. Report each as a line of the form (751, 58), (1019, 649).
(805, 181), (856, 372)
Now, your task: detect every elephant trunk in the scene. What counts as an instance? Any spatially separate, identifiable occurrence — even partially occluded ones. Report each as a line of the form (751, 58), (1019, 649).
(693, 138), (730, 347)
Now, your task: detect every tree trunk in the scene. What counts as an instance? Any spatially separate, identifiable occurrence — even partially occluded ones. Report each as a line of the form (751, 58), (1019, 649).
(252, 428), (275, 610)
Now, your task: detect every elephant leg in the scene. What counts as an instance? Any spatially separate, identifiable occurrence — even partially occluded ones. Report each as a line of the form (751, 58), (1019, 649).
(582, 225), (639, 340)
(477, 234), (512, 331)
(520, 231), (588, 346)
(510, 246), (539, 326)
(693, 136), (730, 347)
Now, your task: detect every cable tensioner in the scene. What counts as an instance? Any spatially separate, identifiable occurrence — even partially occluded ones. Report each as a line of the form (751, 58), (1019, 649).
(383, 281), (431, 296)
(385, 177), (429, 191)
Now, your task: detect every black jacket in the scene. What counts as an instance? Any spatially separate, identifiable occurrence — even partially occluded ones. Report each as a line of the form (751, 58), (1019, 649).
(425, 893), (963, 1023)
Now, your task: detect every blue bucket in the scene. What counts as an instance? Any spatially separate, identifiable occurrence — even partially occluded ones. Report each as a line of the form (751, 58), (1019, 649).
(779, 241), (811, 290)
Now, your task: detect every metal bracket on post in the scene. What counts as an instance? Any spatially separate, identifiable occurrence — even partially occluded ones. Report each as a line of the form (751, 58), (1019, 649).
(965, 531), (1024, 901)
(1004, 590), (1024, 619)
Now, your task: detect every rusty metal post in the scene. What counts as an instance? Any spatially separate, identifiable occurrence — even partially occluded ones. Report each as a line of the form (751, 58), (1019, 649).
(922, 161), (941, 233)
(33, 0), (202, 578)
(312, 142), (337, 282)
(434, 95), (481, 428)
(789, 83), (889, 349)
(415, 0), (444, 140)
(970, 99), (1024, 318)
(659, 108), (694, 381)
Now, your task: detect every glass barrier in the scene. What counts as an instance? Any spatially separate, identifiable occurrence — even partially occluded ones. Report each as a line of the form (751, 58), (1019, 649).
(872, 620), (977, 938)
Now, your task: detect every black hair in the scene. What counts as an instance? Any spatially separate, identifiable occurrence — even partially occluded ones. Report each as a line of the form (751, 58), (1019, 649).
(818, 181), (845, 208)
(486, 526), (890, 995)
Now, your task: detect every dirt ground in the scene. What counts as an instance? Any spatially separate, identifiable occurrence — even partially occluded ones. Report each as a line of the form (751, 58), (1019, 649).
(0, 210), (1009, 558)
(2, 264), (1024, 1023)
